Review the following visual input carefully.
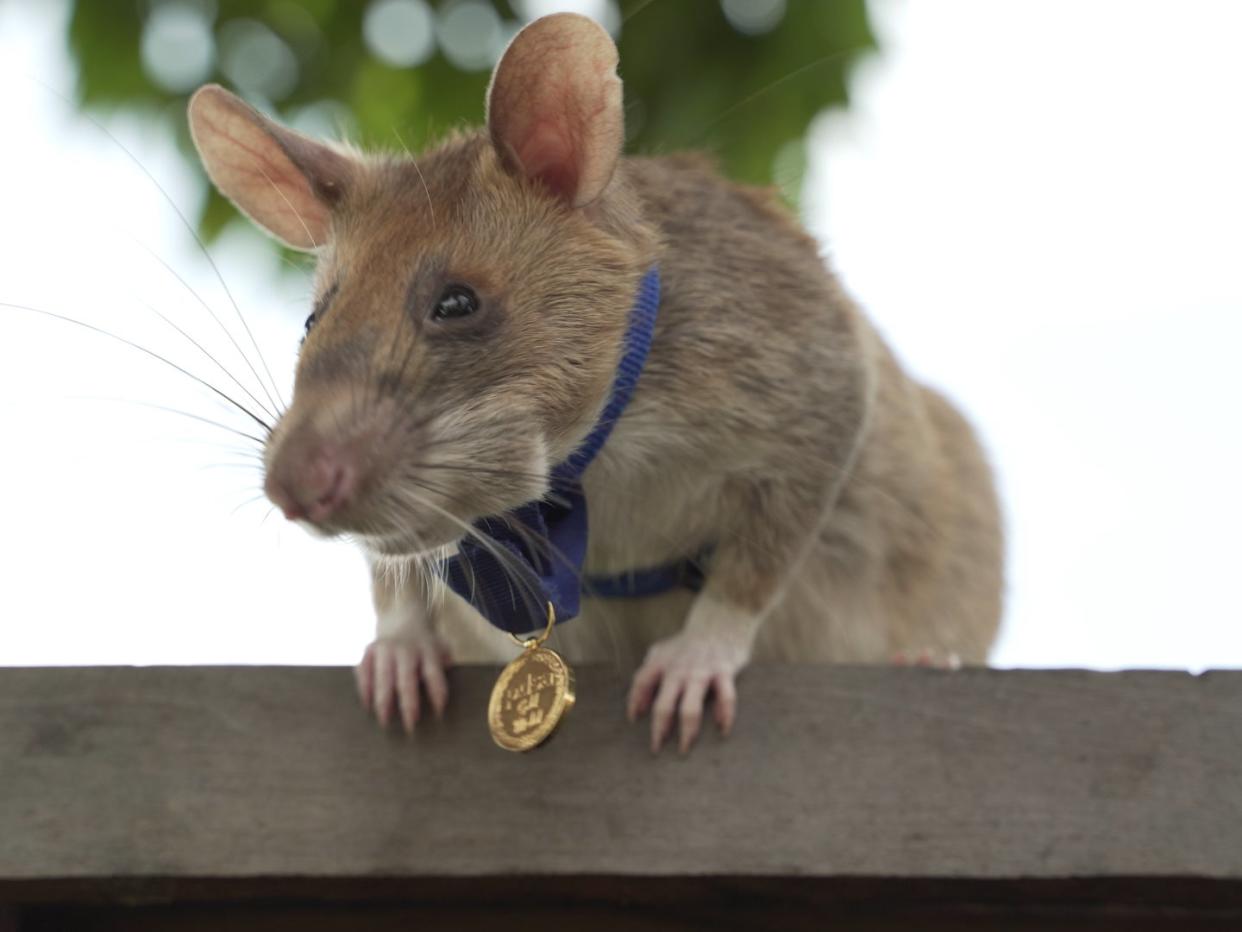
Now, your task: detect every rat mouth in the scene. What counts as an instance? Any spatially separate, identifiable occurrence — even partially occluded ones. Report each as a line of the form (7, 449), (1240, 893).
(264, 389), (553, 567)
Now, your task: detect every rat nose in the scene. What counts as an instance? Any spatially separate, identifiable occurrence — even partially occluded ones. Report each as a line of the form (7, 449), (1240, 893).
(265, 443), (359, 524)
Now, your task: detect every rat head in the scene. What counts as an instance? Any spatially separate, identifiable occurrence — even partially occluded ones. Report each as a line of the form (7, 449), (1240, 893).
(188, 14), (656, 559)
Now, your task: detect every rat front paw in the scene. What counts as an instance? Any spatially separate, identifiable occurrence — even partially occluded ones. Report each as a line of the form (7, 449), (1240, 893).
(626, 634), (746, 754)
(355, 634), (452, 733)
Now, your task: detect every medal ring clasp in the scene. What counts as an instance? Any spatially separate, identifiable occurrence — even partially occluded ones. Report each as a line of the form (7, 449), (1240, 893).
(508, 602), (556, 650)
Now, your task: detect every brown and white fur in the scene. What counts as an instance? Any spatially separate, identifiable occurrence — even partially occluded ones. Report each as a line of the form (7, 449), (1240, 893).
(187, 13), (1003, 753)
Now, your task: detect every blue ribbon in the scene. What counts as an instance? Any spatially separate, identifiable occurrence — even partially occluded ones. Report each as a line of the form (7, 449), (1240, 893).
(445, 267), (684, 635)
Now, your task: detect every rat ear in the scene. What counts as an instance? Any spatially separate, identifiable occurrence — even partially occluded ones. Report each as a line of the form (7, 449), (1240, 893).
(486, 13), (623, 208)
(187, 85), (352, 251)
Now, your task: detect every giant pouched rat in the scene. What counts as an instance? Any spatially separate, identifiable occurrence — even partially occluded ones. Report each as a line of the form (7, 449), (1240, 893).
(187, 12), (1003, 753)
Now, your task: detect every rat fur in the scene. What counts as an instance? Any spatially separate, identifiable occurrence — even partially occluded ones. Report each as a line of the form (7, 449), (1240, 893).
(187, 13), (1003, 752)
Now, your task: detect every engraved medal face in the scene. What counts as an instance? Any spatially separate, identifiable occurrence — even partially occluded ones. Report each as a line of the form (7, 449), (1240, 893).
(488, 646), (575, 752)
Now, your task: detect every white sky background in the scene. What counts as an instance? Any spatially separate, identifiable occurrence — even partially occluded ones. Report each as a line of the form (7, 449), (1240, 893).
(1, 0), (1239, 669)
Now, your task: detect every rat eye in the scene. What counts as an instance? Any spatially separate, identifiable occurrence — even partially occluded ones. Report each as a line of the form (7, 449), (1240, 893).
(432, 284), (479, 321)
(302, 282), (338, 343)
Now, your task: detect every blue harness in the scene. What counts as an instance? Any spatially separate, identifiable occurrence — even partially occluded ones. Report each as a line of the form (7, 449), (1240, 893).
(444, 267), (706, 635)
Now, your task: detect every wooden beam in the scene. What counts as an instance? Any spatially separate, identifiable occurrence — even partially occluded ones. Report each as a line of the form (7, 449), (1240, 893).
(2, 665), (1241, 927)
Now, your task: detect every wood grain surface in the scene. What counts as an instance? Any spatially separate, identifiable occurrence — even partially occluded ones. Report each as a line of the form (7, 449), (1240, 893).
(1, 664), (1240, 924)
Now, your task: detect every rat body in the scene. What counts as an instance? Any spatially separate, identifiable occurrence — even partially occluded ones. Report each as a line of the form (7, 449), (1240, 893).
(188, 14), (1002, 752)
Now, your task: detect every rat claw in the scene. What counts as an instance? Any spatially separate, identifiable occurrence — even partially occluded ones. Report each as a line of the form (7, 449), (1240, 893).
(421, 654), (450, 720)
(678, 676), (708, 753)
(359, 634), (452, 732)
(650, 717), (669, 754)
(627, 662), (662, 723)
(396, 648), (420, 733)
(373, 644), (396, 728)
(630, 635), (746, 753)
(650, 678), (682, 753)
(355, 645), (375, 710)
(713, 672), (737, 737)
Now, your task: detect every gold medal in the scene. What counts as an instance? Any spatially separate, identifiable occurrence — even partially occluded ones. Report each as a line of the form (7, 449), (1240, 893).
(488, 604), (575, 752)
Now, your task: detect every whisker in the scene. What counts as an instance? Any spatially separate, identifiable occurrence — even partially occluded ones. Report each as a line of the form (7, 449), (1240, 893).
(232, 493), (267, 511)
(388, 480), (547, 628)
(216, 462), (263, 486)
(71, 395), (266, 446)
(393, 127), (436, 232)
(2, 301), (271, 433)
(30, 76), (288, 412)
(279, 251), (314, 274)
(137, 299), (278, 424)
(621, 0), (660, 26)
(254, 164), (319, 251)
(394, 465), (602, 616)
(129, 238), (281, 421)
(406, 461), (559, 486)
(691, 47), (862, 146)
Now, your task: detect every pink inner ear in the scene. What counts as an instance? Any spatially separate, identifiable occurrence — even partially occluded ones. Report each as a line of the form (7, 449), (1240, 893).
(220, 127), (319, 204)
(515, 120), (581, 202)
(189, 85), (341, 251)
(205, 112), (329, 249)
(487, 13), (622, 207)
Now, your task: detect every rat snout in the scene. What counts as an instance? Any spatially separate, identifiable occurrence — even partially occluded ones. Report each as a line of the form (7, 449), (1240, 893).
(264, 435), (360, 525)
(263, 392), (401, 531)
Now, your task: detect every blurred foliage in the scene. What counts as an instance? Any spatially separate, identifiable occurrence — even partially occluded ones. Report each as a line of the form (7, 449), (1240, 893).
(67, 0), (875, 246)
